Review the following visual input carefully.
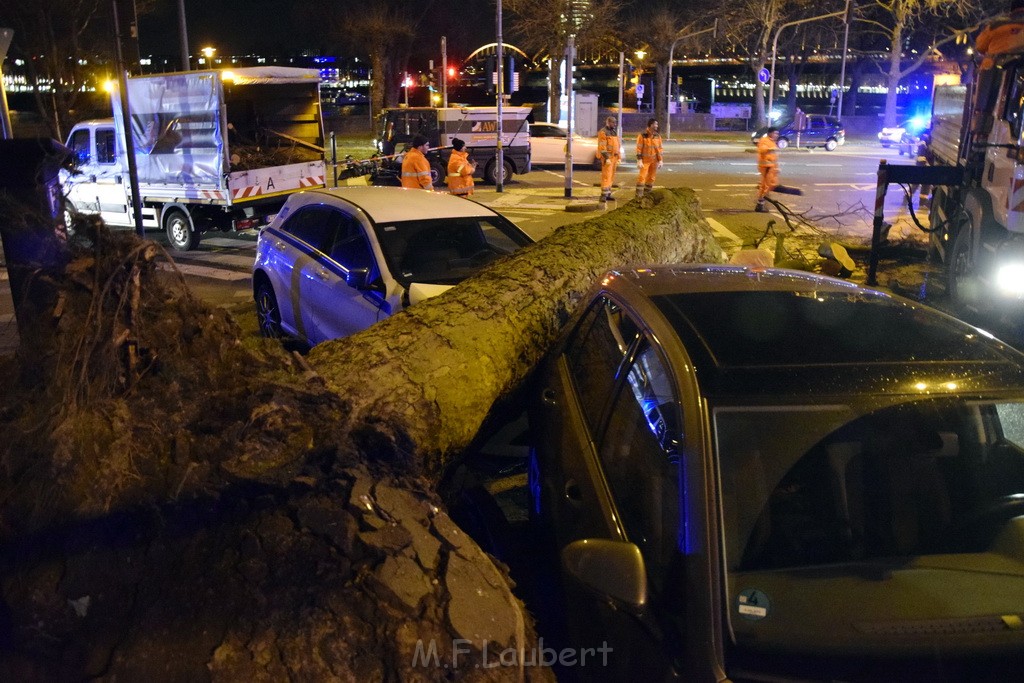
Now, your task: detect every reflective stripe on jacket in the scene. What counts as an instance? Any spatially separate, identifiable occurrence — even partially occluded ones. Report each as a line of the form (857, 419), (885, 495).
(401, 147), (433, 189)
(636, 132), (662, 161)
(446, 149), (475, 195)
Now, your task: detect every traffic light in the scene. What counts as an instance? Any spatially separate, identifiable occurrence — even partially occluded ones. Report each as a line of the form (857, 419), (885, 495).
(485, 56), (496, 94)
(448, 66), (456, 78)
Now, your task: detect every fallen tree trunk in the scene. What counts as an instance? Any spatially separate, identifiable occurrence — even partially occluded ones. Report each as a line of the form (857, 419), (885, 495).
(309, 188), (724, 473)
(0, 189), (721, 680)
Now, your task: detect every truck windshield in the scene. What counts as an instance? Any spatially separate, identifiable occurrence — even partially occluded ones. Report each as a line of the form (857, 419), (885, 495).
(715, 396), (1024, 679)
(373, 216), (531, 286)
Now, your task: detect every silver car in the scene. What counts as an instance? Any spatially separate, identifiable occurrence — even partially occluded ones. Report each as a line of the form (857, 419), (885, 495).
(253, 187), (533, 346)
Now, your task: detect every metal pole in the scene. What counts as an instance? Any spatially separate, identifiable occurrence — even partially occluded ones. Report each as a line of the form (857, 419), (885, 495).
(112, 0), (145, 237)
(768, 28), (781, 120)
(868, 159), (888, 286)
(0, 28), (13, 140)
(441, 36), (448, 108)
(617, 51), (624, 138)
(496, 0), (505, 192)
(564, 36), (574, 198)
(176, 0), (190, 70)
(667, 41), (676, 141)
(837, 0), (851, 121)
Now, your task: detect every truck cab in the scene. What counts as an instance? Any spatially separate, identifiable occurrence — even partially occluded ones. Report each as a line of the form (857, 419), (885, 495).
(376, 106), (532, 185)
(63, 120), (141, 228)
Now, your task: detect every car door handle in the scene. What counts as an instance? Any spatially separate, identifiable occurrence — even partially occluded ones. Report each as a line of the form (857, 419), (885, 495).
(564, 478), (582, 504)
(541, 387), (557, 405)
(272, 240), (287, 252)
(314, 268), (331, 281)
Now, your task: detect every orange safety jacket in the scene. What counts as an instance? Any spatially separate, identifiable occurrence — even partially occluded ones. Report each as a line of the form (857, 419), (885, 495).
(977, 10), (1024, 68)
(757, 135), (778, 169)
(597, 126), (621, 161)
(636, 130), (663, 162)
(401, 147), (433, 190)
(446, 149), (475, 195)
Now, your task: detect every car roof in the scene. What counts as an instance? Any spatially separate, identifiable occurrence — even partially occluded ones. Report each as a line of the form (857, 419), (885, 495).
(605, 265), (1024, 399)
(295, 186), (499, 223)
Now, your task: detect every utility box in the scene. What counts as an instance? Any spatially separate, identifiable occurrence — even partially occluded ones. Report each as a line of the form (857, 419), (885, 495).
(574, 91), (599, 137)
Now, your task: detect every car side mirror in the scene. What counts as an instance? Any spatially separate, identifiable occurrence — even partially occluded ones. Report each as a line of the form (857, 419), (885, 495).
(344, 267), (372, 289)
(561, 539), (647, 608)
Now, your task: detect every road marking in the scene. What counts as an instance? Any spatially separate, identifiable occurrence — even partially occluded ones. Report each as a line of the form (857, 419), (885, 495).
(704, 216), (742, 242)
(714, 183), (756, 187)
(728, 162), (757, 166)
(804, 163), (843, 167)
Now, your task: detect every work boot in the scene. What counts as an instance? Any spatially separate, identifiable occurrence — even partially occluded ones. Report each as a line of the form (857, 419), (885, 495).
(755, 202), (768, 213)
(599, 194), (607, 203)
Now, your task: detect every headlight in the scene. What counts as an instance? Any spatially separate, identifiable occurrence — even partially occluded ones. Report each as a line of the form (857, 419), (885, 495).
(995, 262), (1024, 297)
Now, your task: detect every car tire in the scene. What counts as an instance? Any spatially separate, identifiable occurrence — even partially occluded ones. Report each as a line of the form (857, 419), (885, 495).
(254, 278), (284, 339)
(485, 159), (514, 185)
(429, 160), (446, 187)
(880, 142), (891, 148)
(164, 208), (199, 251)
(825, 138), (838, 152)
(776, 137), (790, 150)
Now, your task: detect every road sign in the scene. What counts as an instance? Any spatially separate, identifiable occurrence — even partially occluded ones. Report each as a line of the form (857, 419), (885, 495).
(757, 68), (770, 85)
(635, 83), (645, 100)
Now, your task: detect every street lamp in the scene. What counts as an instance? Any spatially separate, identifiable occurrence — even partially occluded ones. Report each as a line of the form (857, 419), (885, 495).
(200, 46), (216, 65)
(768, 2), (851, 122)
(666, 19), (718, 140)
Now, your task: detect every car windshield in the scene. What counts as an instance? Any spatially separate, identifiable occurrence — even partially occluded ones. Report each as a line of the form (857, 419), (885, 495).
(373, 216), (531, 286)
(715, 396), (1024, 676)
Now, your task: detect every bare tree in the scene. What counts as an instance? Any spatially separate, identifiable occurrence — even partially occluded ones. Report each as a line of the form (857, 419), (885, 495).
(858, 0), (983, 127)
(0, 0), (106, 139)
(507, 0), (622, 124)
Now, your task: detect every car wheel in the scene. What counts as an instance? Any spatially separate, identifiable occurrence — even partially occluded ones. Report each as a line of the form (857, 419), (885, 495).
(825, 138), (838, 152)
(485, 159), (514, 185)
(254, 278), (284, 339)
(164, 208), (199, 251)
(776, 137), (789, 149)
(880, 142), (891, 148)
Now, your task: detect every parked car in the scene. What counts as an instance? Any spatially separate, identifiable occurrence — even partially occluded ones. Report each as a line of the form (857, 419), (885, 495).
(879, 116), (930, 149)
(253, 187), (533, 346)
(530, 264), (1024, 681)
(529, 122), (602, 168)
(750, 114), (845, 150)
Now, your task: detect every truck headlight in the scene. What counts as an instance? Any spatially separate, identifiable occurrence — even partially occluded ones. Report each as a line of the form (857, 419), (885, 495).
(995, 262), (1024, 297)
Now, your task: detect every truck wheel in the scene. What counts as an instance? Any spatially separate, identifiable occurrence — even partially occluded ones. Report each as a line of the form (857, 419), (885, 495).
(946, 224), (987, 314)
(430, 160), (446, 187)
(63, 203), (79, 239)
(485, 159), (514, 185)
(254, 279), (284, 339)
(165, 209), (199, 251)
(824, 138), (838, 152)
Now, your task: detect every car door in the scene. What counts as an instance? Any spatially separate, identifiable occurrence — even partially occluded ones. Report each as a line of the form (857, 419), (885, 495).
(804, 116), (827, 146)
(530, 124), (565, 164)
(66, 125), (131, 226)
(535, 296), (640, 545)
(290, 206), (384, 344)
(562, 335), (689, 680)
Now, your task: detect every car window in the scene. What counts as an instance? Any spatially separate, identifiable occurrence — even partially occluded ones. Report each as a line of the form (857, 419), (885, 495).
(280, 205), (342, 254)
(374, 216), (530, 285)
(68, 129), (90, 165)
(327, 210), (374, 272)
(564, 297), (642, 435)
(96, 128), (117, 165)
(597, 341), (682, 585)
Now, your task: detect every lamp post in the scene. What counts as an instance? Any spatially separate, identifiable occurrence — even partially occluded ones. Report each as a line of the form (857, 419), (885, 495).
(836, 0), (853, 121)
(496, 0), (505, 192)
(666, 19), (718, 140)
(176, 0), (190, 70)
(768, 8), (847, 121)
(200, 45), (216, 67)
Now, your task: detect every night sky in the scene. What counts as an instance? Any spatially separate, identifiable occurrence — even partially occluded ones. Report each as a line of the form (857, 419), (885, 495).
(139, 0), (500, 64)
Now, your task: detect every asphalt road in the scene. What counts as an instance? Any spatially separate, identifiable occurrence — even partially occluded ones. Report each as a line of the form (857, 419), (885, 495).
(0, 138), (980, 355)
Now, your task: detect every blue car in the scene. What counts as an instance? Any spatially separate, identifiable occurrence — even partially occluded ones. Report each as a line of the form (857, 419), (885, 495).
(751, 114), (846, 151)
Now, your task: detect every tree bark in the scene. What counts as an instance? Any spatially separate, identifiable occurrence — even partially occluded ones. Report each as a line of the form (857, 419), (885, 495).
(0, 190), (723, 679)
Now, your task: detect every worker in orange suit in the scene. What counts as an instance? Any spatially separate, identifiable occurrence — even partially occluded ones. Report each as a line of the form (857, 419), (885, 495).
(446, 138), (476, 196)
(597, 116), (621, 203)
(977, 0), (1024, 70)
(401, 134), (433, 190)
(756, 127), (780, 213)
(635, 117), (663, 198)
